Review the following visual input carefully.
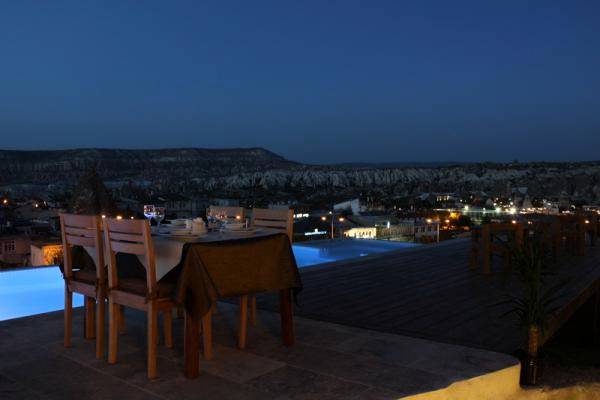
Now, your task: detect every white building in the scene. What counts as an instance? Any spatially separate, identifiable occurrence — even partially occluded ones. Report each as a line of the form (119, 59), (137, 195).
(334, 199), (365, 215)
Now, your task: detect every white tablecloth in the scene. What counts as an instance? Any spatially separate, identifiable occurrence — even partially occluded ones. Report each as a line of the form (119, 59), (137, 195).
(84, 229), (277, 281)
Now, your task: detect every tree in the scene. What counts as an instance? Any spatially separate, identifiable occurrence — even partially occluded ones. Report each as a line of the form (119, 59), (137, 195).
(69, 168), (116, 215)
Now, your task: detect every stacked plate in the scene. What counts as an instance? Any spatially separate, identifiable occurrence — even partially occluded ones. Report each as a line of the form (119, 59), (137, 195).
(224, 224), (259, 236)
(224, 222), (245, 231)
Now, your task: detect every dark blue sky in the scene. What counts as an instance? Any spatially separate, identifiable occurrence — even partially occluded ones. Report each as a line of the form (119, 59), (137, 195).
(1, 1), (599, 164)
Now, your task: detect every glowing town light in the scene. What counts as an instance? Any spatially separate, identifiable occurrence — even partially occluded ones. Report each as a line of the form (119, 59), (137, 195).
(585, 220), (590, 224)
(509, 207), (516, 215)
(445, 219), (450, 224)
(426, 218), (432, 223)
(464, 206), (469, 211)
(495, 207), (502, 213)
(338, 217), (345, 222)
(130, 216), (135, 219)
(2, 199), (8, 205)
(101, 215), (106, 219)
(235, 215), (241, 220)
(511, 220), (517, 224)
(321, 216), (327, 221)
(116, 215), (123, 220)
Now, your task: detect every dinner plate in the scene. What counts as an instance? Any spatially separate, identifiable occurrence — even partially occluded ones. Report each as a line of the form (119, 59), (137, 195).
(169, 219), (189, 227)
(225, 228), (258, 236)
(170, 229), (193, 236)
(224, 223), (245, 231)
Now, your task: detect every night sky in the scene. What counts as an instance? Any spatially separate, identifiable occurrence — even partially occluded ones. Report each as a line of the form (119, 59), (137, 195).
(1, 1), (599, 164)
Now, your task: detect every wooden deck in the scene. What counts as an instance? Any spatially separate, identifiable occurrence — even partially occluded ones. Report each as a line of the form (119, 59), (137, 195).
(257, 238), (600, 354)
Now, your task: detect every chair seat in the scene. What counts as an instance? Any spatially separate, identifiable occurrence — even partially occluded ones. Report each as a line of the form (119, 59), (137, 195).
(116, 278), (175, 298)
(72, 269), (99, 285)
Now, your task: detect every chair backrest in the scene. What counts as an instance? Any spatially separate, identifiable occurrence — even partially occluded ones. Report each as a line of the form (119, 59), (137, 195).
(103, 218), (156, 295)
(59, 213), (104, 281)
(207, 205), (245, 222)
(251, 208), (294, 241)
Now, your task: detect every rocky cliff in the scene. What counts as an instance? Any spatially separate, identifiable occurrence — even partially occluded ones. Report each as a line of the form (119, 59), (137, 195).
(1, 148), (599, 203)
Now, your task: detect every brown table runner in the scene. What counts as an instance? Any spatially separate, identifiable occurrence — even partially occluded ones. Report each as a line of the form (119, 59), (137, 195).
(169, 232), (302, 319)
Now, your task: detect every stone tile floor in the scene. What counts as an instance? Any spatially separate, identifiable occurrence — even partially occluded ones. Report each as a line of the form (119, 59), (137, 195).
(0, 302), (518, 399)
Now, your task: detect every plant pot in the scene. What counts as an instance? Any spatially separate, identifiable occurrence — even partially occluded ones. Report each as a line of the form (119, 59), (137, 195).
(520, 355), (539, 385)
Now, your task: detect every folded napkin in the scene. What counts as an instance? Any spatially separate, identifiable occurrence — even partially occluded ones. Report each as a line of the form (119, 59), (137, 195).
(192, 217), (207, 234)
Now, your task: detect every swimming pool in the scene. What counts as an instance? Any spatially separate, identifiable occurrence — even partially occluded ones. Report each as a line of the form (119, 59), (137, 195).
(0, 239), (419, 321)
(0, 267), (83, 321)
(293, 239), (419, 267)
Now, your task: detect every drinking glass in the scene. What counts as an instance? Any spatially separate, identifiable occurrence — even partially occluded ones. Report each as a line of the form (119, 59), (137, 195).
(153, 206), (166, 233)
(143, 205), (155, 221)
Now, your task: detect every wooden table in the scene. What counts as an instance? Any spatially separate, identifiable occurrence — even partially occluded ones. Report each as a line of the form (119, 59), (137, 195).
(159, 230), (297, 379)
(183, 288), (294, 379)
(83, 227), (299, 379)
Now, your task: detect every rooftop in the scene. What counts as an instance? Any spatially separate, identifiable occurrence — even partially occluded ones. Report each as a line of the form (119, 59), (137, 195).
(2, 237), (599, 398)
(0, 302), (519, 400)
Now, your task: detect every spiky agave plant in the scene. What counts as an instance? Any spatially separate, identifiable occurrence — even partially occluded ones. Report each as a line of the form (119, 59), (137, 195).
(503, 233), (567, 358)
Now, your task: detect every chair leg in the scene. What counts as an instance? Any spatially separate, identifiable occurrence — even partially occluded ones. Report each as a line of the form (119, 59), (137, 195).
(238, 295), (248, 349)
(147, 300), (158, 379)
(163, 310), (173, 348)
(96, 293), (106, 360)
(84, 296), (96, 340)
(108, 298), (119, 364)
(250, 295), (257, 326)
(64, 286), (73, 348)
(118, 306), (126, 334)
(202, 309), (212, 360)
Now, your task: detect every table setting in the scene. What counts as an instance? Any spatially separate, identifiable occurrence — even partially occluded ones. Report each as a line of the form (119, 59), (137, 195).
(65, 204), (302, 379)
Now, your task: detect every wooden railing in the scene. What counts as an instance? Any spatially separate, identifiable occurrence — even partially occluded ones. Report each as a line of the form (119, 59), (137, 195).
(470, 214), (598, 274)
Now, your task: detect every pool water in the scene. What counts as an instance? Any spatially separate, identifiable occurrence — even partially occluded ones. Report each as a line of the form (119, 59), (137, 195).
(293, 239), (419, 267)
(0, 267), (83, 321)
(0, 239), (418, 321)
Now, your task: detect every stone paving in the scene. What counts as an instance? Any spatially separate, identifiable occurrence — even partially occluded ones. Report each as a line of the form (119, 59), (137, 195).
(0, 301), (519, 399)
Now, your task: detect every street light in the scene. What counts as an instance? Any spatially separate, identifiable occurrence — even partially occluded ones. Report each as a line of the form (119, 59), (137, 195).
(426, 218), (439, 243)
(321, 213), (345, 239)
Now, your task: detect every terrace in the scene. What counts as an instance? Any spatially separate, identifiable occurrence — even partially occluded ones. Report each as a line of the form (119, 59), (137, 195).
(1, 218), (599, 399)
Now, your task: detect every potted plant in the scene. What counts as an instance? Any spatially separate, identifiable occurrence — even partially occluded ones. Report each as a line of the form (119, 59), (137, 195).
(501, 233), (566, 385)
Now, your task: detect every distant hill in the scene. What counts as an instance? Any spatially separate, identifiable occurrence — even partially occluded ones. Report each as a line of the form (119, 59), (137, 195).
(0, 148), (298, 184)
(331, 161), (471, 169)
(1, 148), (600, 205)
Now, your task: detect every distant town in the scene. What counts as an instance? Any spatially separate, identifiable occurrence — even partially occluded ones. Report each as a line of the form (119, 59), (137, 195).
(2, 148), (599, 269)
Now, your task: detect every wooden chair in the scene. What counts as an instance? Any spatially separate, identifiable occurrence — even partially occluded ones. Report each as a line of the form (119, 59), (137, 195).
(236, 208), (294, 349)
(60, 213), (106, 359)
(207, 205), (245, 223)
(103, 218), (176, 379)
(251, 208), (294, 239)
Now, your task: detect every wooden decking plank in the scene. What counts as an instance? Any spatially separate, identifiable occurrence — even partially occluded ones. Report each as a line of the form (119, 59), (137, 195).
(256, 238), (600, 353)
